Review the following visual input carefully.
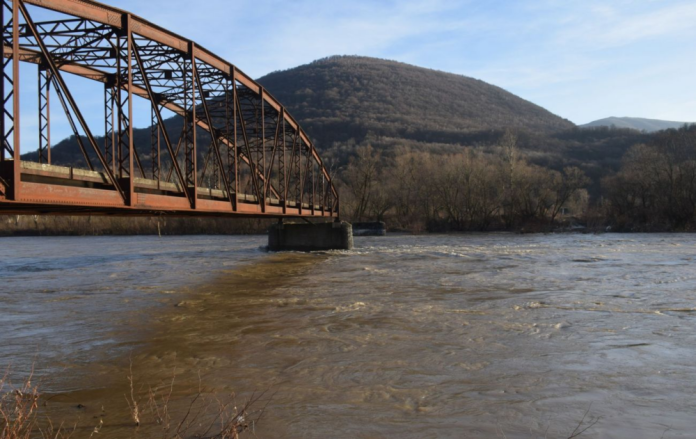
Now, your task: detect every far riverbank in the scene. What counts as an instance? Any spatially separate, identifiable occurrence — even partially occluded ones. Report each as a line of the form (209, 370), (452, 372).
(1, 214), (692, 237)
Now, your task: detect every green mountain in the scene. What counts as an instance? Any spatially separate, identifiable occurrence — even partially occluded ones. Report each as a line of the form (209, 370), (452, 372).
(581, 117), (691, 133)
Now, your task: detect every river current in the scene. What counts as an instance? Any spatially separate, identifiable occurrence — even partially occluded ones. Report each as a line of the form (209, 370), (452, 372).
(1, 233), (695, 438)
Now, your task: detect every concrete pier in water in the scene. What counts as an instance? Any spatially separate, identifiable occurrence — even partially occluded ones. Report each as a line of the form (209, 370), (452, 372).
(268, 221), (353, 251)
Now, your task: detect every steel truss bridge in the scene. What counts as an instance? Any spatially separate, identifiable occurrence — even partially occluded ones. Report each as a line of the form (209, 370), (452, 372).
(0, 0), (339, 219)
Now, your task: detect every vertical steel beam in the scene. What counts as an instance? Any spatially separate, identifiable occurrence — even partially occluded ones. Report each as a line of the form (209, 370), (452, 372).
(114, 14), (135, 204)
(297, 140), (304, 215)
(151, 105), (159, 183)
(280, 116), (286, 214)
(11, 0), (19, 199)
(124, 14), (134, 204)
(233, 77), (238, 209)
(321, 171), (325, 216)
(104, 78), (115, 174)
(311, 160), (315, 215)
(302, 142), (312, 212)
(285, 130), (298, 211)
(115, 32), (124, 175)
(227, 74), (237, 210)
(260, 88), (265, 212)
(211, 147), (219, 189)
(38, 65), (50, 164)
(182, 42), (197, 208)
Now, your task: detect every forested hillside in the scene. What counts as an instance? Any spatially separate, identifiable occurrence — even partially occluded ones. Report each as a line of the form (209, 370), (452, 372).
(257, 56), (574, 148)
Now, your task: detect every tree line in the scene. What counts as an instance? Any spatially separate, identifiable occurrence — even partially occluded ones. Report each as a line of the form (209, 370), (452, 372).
(602, 124), (696, 231)
(339, 131), (590, 232)
(339, 125), (696, 232)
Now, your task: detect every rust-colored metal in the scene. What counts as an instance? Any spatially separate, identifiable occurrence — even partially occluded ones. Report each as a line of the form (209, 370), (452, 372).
(0, 0), (339, 219)
(37, 66), (50, 164)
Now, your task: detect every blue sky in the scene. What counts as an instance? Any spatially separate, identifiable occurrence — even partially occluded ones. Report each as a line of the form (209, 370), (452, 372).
(17, 0), (696, 151)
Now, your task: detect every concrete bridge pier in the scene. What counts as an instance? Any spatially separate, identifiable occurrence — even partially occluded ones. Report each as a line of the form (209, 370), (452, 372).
(268, 220), (353, 251)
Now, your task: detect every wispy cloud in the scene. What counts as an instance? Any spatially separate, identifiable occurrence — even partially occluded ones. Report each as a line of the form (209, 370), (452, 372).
(552, 1), (696, 50)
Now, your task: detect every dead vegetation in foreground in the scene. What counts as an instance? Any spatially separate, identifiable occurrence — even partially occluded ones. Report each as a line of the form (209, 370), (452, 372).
(0, 364), (604, 439)
(0, 365), (268, 439)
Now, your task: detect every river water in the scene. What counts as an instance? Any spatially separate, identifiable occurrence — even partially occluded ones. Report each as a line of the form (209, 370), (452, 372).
(1, 233), (696, 438)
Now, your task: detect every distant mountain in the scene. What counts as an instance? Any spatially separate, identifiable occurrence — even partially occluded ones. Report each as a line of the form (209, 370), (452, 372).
(258, 56), (575, 150)
(581, 117), (691, 133)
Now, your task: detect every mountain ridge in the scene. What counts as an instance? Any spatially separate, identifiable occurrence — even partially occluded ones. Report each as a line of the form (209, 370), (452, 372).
(257, 55), (575, 150)
(581, 116), (691, 133)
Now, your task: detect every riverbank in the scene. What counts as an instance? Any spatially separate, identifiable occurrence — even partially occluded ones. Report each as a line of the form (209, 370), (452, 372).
(0, 215), (272, 236)
(1, 213), (693, 237)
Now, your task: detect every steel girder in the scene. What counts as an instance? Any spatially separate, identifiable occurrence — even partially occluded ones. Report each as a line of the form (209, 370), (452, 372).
(0, 0), (339, 218)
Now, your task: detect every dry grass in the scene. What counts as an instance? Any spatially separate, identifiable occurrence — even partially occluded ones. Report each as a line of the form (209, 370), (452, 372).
(0, 366), (41, 439)
(0, 366), (80, 439)
(1, 365), (268, 439)
(127, 364), (269, 439)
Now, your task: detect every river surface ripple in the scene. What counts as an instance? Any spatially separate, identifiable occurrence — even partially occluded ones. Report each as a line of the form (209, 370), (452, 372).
(1, 233), (696, 438)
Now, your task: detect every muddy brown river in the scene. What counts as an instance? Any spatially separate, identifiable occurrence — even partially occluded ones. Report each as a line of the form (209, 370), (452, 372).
(1, 233), (696, 438)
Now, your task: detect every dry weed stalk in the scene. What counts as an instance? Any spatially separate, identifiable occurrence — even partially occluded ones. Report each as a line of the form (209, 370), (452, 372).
(142, 368), (270, 439)
(0, 366), (40, 439)
(125, 359), (141, 427)
(566, 404), (600, 439)
(121, 363), (270, 439)
(2, 362), (268, 439)
(0, 366), (78, 439)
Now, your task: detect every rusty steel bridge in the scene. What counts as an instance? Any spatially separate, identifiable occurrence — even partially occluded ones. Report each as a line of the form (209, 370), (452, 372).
(0, 0), (339, 219)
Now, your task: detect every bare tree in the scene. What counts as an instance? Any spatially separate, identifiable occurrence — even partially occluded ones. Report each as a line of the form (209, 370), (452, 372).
(549, 167), (591, 223)
(342, 145), (380, 221)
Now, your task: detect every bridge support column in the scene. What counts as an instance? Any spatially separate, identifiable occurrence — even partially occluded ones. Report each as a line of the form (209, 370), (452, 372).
(268, 221), (353, 251)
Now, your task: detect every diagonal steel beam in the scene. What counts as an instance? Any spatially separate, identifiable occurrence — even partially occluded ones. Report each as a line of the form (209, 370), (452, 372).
(234, 93), (262, 203)
(285, 129), (299, 205)
(131, 38), (191, 204)
(17, 0), (126, 202)
(194, 66), (234, 211)
(265, 107), (283, 203)
(164, 124), (185, 183)
(50, 74), (93, 170)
